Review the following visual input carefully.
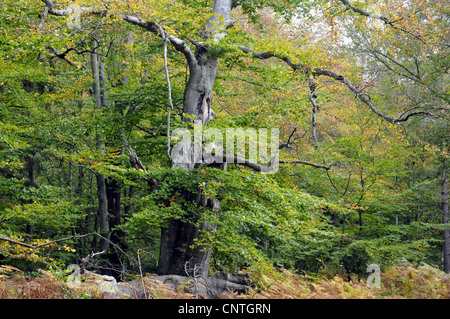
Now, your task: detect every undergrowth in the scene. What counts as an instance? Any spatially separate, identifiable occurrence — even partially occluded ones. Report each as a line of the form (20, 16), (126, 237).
(0, 263), (449, 299)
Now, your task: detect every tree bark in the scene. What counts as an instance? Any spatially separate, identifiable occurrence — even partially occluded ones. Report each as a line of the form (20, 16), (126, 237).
(157, 194), (220, 277)
(182, 46), (217, 125)
(25, 152), (37, 188)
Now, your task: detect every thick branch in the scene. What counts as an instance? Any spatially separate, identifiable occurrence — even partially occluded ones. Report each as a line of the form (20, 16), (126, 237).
(239, 46), (302, 72)
(121, 137), (146, 171)
(38, 5), (49, 30)
(0, 217), (11, 224)
(221, 155), (275, 173)
(41, 0), (107, 16)
(121, 137), (159, 190)
(204, 155), (330, 172)
(0, 233), (95, 250)
(308, 92), (319, 149)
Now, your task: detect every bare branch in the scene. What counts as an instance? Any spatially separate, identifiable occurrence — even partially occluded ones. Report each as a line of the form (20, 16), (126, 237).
(121, 137), (146, 171)
(0, 232), (136, 267)
(311, 68), (434, 123)
(79, 250), (105, 274)
(279, 127), (297, 150)
(279, 160), (331, 170)
(40, 0), (197, 71)
(156, 25), (175, 159)
(336, 0), (424, 41)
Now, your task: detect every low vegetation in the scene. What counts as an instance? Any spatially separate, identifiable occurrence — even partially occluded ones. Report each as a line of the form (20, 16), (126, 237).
(1, 263), (449, 299)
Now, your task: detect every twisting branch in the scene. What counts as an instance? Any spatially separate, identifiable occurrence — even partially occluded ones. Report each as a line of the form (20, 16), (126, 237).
(279, 127), (297, 150)
(336, 0), (424, 41)
(0, 233), (95, 250)
(239, 45), (435, 124)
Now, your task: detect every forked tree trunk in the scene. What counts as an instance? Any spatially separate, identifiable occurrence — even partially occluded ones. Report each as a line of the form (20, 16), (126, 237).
(156, 44), (221, 277)
(157, 195), (220, 277)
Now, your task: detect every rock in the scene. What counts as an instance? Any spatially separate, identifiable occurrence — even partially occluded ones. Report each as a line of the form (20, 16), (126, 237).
(69, 271), (137, 298)
(207, 272), (254, 298)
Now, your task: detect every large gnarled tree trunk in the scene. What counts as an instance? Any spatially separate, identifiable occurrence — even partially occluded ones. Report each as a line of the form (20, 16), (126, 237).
(156, 0), (234, 277)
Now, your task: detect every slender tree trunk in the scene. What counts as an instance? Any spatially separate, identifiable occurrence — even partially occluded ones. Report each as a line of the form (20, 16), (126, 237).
(25, 152), (37, 188)
(96, 174), (110, 251)
(157, 193), (220, 277)
(442, 168), (449, 273)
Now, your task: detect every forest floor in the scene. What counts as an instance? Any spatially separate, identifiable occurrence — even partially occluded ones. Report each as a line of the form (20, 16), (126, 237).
(0, 262), (449, 299)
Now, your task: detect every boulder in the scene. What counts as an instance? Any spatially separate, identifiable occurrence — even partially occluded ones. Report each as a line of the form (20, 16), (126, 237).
(153, 272), (254, 298)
